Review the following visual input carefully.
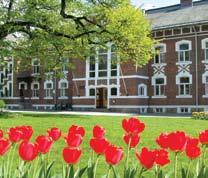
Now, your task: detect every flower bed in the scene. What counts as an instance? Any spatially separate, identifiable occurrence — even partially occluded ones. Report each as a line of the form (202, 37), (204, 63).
(0, 117), (208, 178)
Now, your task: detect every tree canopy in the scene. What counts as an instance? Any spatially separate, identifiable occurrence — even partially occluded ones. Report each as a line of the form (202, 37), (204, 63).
(0, 0), (155, 70)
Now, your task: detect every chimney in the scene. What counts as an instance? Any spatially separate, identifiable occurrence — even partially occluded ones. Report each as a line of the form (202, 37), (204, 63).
(180, 0), (193, 7)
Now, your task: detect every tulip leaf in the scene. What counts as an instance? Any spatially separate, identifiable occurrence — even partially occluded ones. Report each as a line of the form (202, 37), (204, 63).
(77, 166), (87, 178)
(112, 166), (121, 178)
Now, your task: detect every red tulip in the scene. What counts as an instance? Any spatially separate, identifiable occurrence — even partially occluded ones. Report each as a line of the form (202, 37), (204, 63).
(136, 147), (156, 169)
(168, 131), (187, 152)
(62, 147), (82, 164)
(0, 130), (3, 138)
(156, 133), (169, 149)
(7, 127), (23, 143)
(19, 141), (38, 161)
(35, 135), (53, 154)
(199, 130), (208, 146)
(154, 149), (170, 167)
(186, 137), (199, 147)
(47, 127), (62, 141)
(105, 144), (123, 165)
(90, 138), (109, 155)
(122, 117), (145, 134)
(186, 146), (201, 160)
(93, 125), (105, 139)
(0, 138), (11, 156)
(66, 133), (83, 147)
(17, 126), (33, 140)
(123, 133), (140, 148)
(68, 125), (85, 137)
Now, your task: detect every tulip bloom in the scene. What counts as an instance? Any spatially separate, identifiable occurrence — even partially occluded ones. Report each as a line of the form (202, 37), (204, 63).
(154, 149), (170, 167)
(105, 145), (123, 165)
(156, 133), (169, 149)
(136, 147), (156, 169)
(0, 138), (11, 156)
(123, 133), (140, 148)
(62, 147), (82, 164)
(199, 130), (208, 146)
(19, 141), (38, 161)
(65, 133), (83, 147)
(186, 146), (201, 160)
(122, 117), (145, 134)
(47, 127), (62, 141)
(35, 135), (53, 154)
(0, 130), (3, 138)
(68, 125), (85, 137)
(7, 127), (23, 143)
(17, 126), (33, 140)
(93, 125), (105, 139)
(168, 131), (187, 152)
(90, 138), (109, 155)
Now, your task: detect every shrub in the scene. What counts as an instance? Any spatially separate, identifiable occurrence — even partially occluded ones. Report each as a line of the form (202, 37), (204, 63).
(192, 112), (208, 120)
(0, 100), (5, 112)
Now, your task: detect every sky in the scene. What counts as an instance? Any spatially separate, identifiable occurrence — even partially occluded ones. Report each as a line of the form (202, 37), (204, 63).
(131, 0), (198, 9)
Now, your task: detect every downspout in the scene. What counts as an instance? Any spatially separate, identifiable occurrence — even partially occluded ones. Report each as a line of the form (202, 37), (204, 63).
(193, 26), (199, 111)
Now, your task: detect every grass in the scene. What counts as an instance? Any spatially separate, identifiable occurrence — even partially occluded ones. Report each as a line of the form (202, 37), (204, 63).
(0, 112), (208, 177)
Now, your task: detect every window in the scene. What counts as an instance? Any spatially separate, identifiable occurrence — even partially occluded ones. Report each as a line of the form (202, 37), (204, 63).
(19, 82), (27, 90)
(138, 84), (147, 96)
(154, 108), (164, 113)
(111, 88), (117, 96)
(154, 45), (165, 64)
(202, 39), (208, 61)
(61, 57), (69, 72)
(8, 62), (12, 74)
(154, 78), (165, 96)
(8, 82), (12, 97)
(177, 42), (191, 62)
(98, 48), (108, 77)
(111, 45), (118, 76)
(89, 56), (96, 78)
(32, 82), (39, 97)
(32, 59), (40, 74)
(179, 77), (191, 95)
(89, 88), (95, 96)
(0, 73), (3, 84)
(180, 108), (190, 113)
(59, 80), (68, 97)
(205, 76), (208, 95)
(45, 81), (53, 98)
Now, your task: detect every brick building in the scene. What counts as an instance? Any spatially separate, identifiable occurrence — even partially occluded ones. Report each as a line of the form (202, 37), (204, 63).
(1, 0), (208, 114)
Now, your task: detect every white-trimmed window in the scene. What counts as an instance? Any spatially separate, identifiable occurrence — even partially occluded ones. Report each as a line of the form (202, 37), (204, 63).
(154, 44), (166, 64)
(89, 88), (95, 96)
(59, 80), (68, 97)
(202, 39), (208, 61)
(61, 57), (69, 72)
(89, 56), (96, 78)
(98, 48), (108, 77)
(205, 76), (208, 95)
(178, 107), (191, 114)
(176, 41), (191, 62)
(154, 78), (165, 96)
(178, 77), (191, 95)
(31, 82), (39, 97)
(111, 44), (118, 77)
(111, 87), (117, 96)
(7, 82), (12, 97)
(32, 59), (40, 74)
(44, 81), (53, 98)
(154, 108), (165, 113)
(138, 84), (147, 97)
(19, 82), (27, 90)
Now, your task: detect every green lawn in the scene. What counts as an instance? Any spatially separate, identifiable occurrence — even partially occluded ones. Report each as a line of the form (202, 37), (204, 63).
(0, 113), (208, 177)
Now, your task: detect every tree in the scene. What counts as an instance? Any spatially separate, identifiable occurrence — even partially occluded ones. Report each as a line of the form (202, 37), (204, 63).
(0, 0), (155, 71)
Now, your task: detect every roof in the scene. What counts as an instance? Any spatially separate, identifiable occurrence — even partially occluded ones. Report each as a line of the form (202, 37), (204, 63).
(146, 0), (208, 30)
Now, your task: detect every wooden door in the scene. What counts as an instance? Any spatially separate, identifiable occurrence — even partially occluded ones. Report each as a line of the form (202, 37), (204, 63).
(96, 88), (107, 108)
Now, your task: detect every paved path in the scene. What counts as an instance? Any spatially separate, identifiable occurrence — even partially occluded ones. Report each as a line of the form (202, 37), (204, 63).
(7, 110), (191, 118)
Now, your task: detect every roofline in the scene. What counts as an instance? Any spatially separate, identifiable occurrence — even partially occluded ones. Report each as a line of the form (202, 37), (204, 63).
(151, 20), (208, 31)
(146, 0), (204, 13)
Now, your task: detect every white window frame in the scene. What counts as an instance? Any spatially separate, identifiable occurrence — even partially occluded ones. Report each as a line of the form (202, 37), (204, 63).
(61, 57), (69, 73)
(153, 108), (165, 113)
(32, 59), (40, 74)
(176, 40), (192, 63)
(44, 80), (53, 99)
(153, 78), (165, 97)
(177, 77), (191, 97)
(19, 81), (28, 90)
(202, 38), (208, 62)
(58, 79), (68, 99)
(138, 84), (147, 97)
(177, 107), (191, 114)
(154, 44), (166, 64)
(31, 81), (40, 98)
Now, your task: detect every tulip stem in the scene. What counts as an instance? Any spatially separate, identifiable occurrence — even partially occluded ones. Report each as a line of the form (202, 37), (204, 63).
(174, 153), (178, 178)
(32, 156), (40, 178)
(8, 143), (17, 178)
(125, 137), (131, 170)
(138, 167), (144, 178)
(186, 160), (192, 178)
(106, 165), (111, 178)
(155, 165), (160, 178)
(93, 155), (100, 178)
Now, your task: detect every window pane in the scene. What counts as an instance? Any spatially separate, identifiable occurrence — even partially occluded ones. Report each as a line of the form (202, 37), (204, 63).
(180, 77), (189, 83)
(185, 84), (190, 94)
(111, 70), (117, 76)
(179, 51), (184, 61)
(155, 78), (164, 84)
(89, 56), (95, 70)
(139, 87), (144, 96)
(99, 71), (107, 77)
(111, 88), (117, 96)
(180, 85), (184, 95)
(180, 44), (189, 50)
(98, 54), (107, 70)
(89, 89), (95, 96)
(185, 51), (189, 61)
(206, 42), (208, 48)
(206, 49), (208, 60)
(90, 72), (95, 78)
